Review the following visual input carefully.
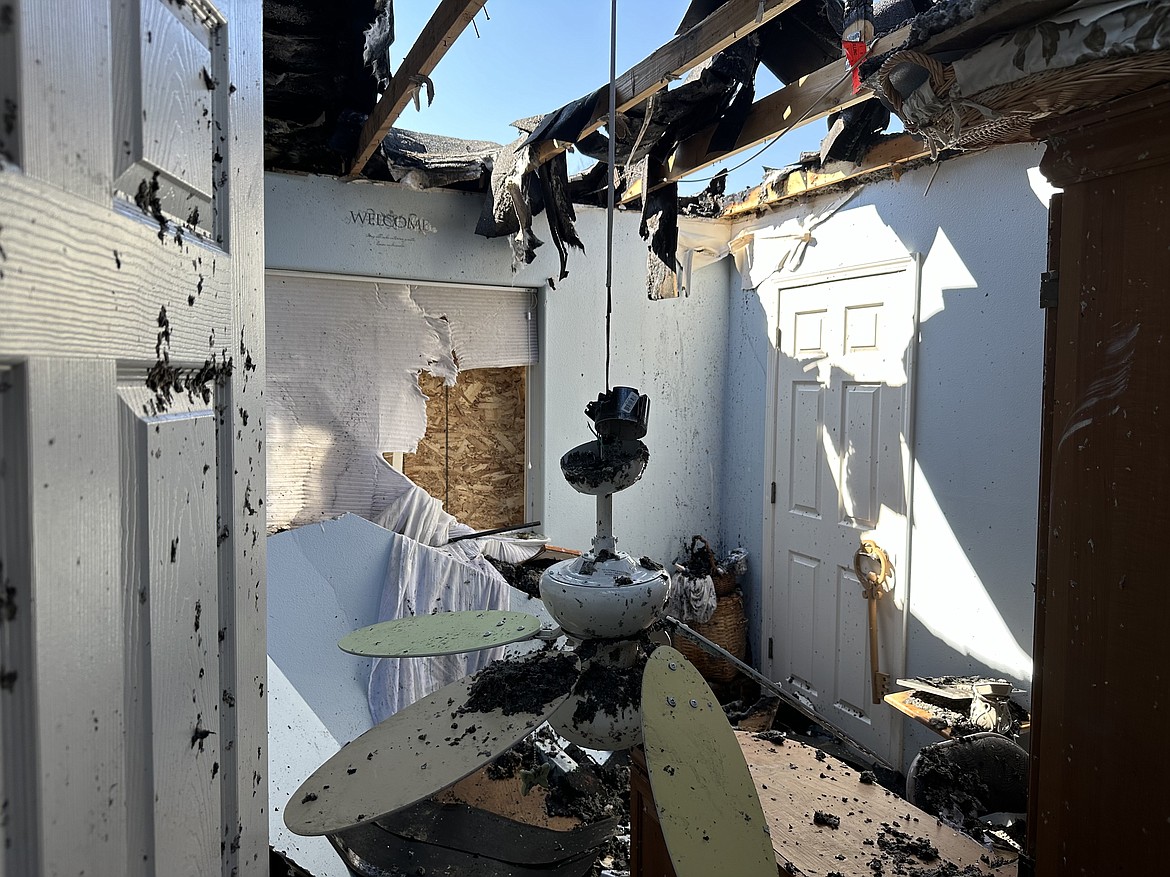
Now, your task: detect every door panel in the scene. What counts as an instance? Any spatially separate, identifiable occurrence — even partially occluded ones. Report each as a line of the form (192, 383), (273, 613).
(841, 382), (881, 527)
(120, 388), (221, 875)
(787, 382), (823, 516)
(768, 265), (916, 765)
(785, 551), (821, 695)
(113, 0), (225, 237)
(0, 1), (266, 874)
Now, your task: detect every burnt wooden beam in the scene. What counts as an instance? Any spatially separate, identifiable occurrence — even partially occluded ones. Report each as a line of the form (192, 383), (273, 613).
(531, 0), (805, 166)
(349, 0), (487, 175)
(627, 1), (1078, 199)
(606, 0), (801, 115)
(621, 22), (912, 203)
(914, 0), (1080, 54)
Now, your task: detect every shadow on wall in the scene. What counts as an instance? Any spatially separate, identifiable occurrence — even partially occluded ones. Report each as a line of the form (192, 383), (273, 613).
(721, 146), (1048, 691)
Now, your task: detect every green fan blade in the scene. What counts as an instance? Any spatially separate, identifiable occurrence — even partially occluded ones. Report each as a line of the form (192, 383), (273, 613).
(640, 646), (776, 877)
(285, 650), (579, 837)
(339, 609), (542, 658)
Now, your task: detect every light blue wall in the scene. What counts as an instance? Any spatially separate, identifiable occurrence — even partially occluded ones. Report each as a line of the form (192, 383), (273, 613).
(721, 144), (1048, 764)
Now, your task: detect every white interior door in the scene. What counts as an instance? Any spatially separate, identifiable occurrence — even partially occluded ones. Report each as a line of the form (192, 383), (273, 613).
(0, 2), (266, 875)
(765, 261), (917, 767)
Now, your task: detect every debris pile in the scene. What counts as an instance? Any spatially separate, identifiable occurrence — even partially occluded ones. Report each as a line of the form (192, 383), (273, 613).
(570, 643), (648, 727)
(907, 695), (1028, 738)
(484, 731), (633, 876)
(486, 554), (561, 599)
(461, 652), (578, 715)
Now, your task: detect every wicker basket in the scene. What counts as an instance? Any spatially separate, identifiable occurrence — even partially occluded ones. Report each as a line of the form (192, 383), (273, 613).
(879, 48), (1170, 153)
(712, 568), (738, 598)
(675, 589), (747, 685)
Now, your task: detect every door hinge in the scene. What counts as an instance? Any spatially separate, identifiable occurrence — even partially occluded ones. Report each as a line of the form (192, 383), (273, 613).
(1039, 270), (1059, 309)
(768, 637), (774, 659)
(770, 482), (777, 504)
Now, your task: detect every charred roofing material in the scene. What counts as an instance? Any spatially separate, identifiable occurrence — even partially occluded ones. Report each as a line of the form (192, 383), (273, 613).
(363, 0), (395, 90)
(567, 162), (611, 208)
(476, 134), (547, 258)
(678, 169), (729, 218)
(524, 36), (759, 169)
(604, 36), (760, 167)
(674, 1), (937, 168)
(379, 128), (500, 190)
(521, 88), (608, 151)
(641, 180), (680, 301)
(264, 0), (380, 174)
(538, 155), (586, 283)
(678, 1), (935, 83)
(822, 100), (892, 162)
(904, 0), (1030, 47)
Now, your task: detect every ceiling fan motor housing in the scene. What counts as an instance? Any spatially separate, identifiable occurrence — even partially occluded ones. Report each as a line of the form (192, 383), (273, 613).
(539, 553), (670, 639)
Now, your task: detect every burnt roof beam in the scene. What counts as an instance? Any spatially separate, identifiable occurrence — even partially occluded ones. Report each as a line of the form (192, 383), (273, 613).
(622, 22), (914, 204)
(350, 0), (487, 176)
(531, 0), (806, 166)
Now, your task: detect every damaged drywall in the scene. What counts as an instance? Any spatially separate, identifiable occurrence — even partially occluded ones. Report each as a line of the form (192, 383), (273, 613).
(265, 171), (734, 567)
(266, 274), (458, 531)
(266, 272), (539, 532)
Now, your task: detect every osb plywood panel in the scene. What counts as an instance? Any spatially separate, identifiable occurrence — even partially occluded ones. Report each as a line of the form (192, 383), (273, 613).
(400, 367), (526, 531)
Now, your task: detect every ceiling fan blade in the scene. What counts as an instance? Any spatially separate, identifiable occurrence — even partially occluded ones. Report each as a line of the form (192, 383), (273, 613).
(284, 650), (580, 837)
(640, 646), (776, 877)
(338, 609), (543, 657)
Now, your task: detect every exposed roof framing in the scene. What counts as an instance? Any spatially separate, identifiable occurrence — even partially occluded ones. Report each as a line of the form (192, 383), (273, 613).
(614, 1), (1082, 204)
(599, 0), (800, 118)
(350, 0), (487, 175)
(532, 0), (804, 164)
(720, 133), (930, 217)
(621, 22), (914, 204)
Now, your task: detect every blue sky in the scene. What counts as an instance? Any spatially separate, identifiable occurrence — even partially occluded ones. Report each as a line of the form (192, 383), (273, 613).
(390, 1), (829, 195)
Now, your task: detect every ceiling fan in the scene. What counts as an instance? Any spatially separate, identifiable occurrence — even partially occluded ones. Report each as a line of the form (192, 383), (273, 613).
(284, 386), (778, 877)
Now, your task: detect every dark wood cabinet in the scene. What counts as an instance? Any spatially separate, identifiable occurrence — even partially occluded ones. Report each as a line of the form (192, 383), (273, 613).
(1030, 85), (1170, 875)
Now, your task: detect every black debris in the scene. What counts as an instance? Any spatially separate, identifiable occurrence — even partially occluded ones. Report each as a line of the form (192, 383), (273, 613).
(461, 652), (578, 716)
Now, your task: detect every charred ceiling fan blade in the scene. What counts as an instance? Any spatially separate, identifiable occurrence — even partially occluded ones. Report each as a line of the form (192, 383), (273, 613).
(284, 650), (580, 837)
(338, 609), (543, 658)
(640, 646), (776, 877)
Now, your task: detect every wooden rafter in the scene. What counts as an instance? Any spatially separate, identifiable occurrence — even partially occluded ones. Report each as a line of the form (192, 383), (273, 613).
(604, 0), (801, 116)
(719, 133), (930, 218)
(621, 23), (913, 203)
(350, 0), (487, 175)
(531, 0), (804, 165)
(620, 1), (1079, 200)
